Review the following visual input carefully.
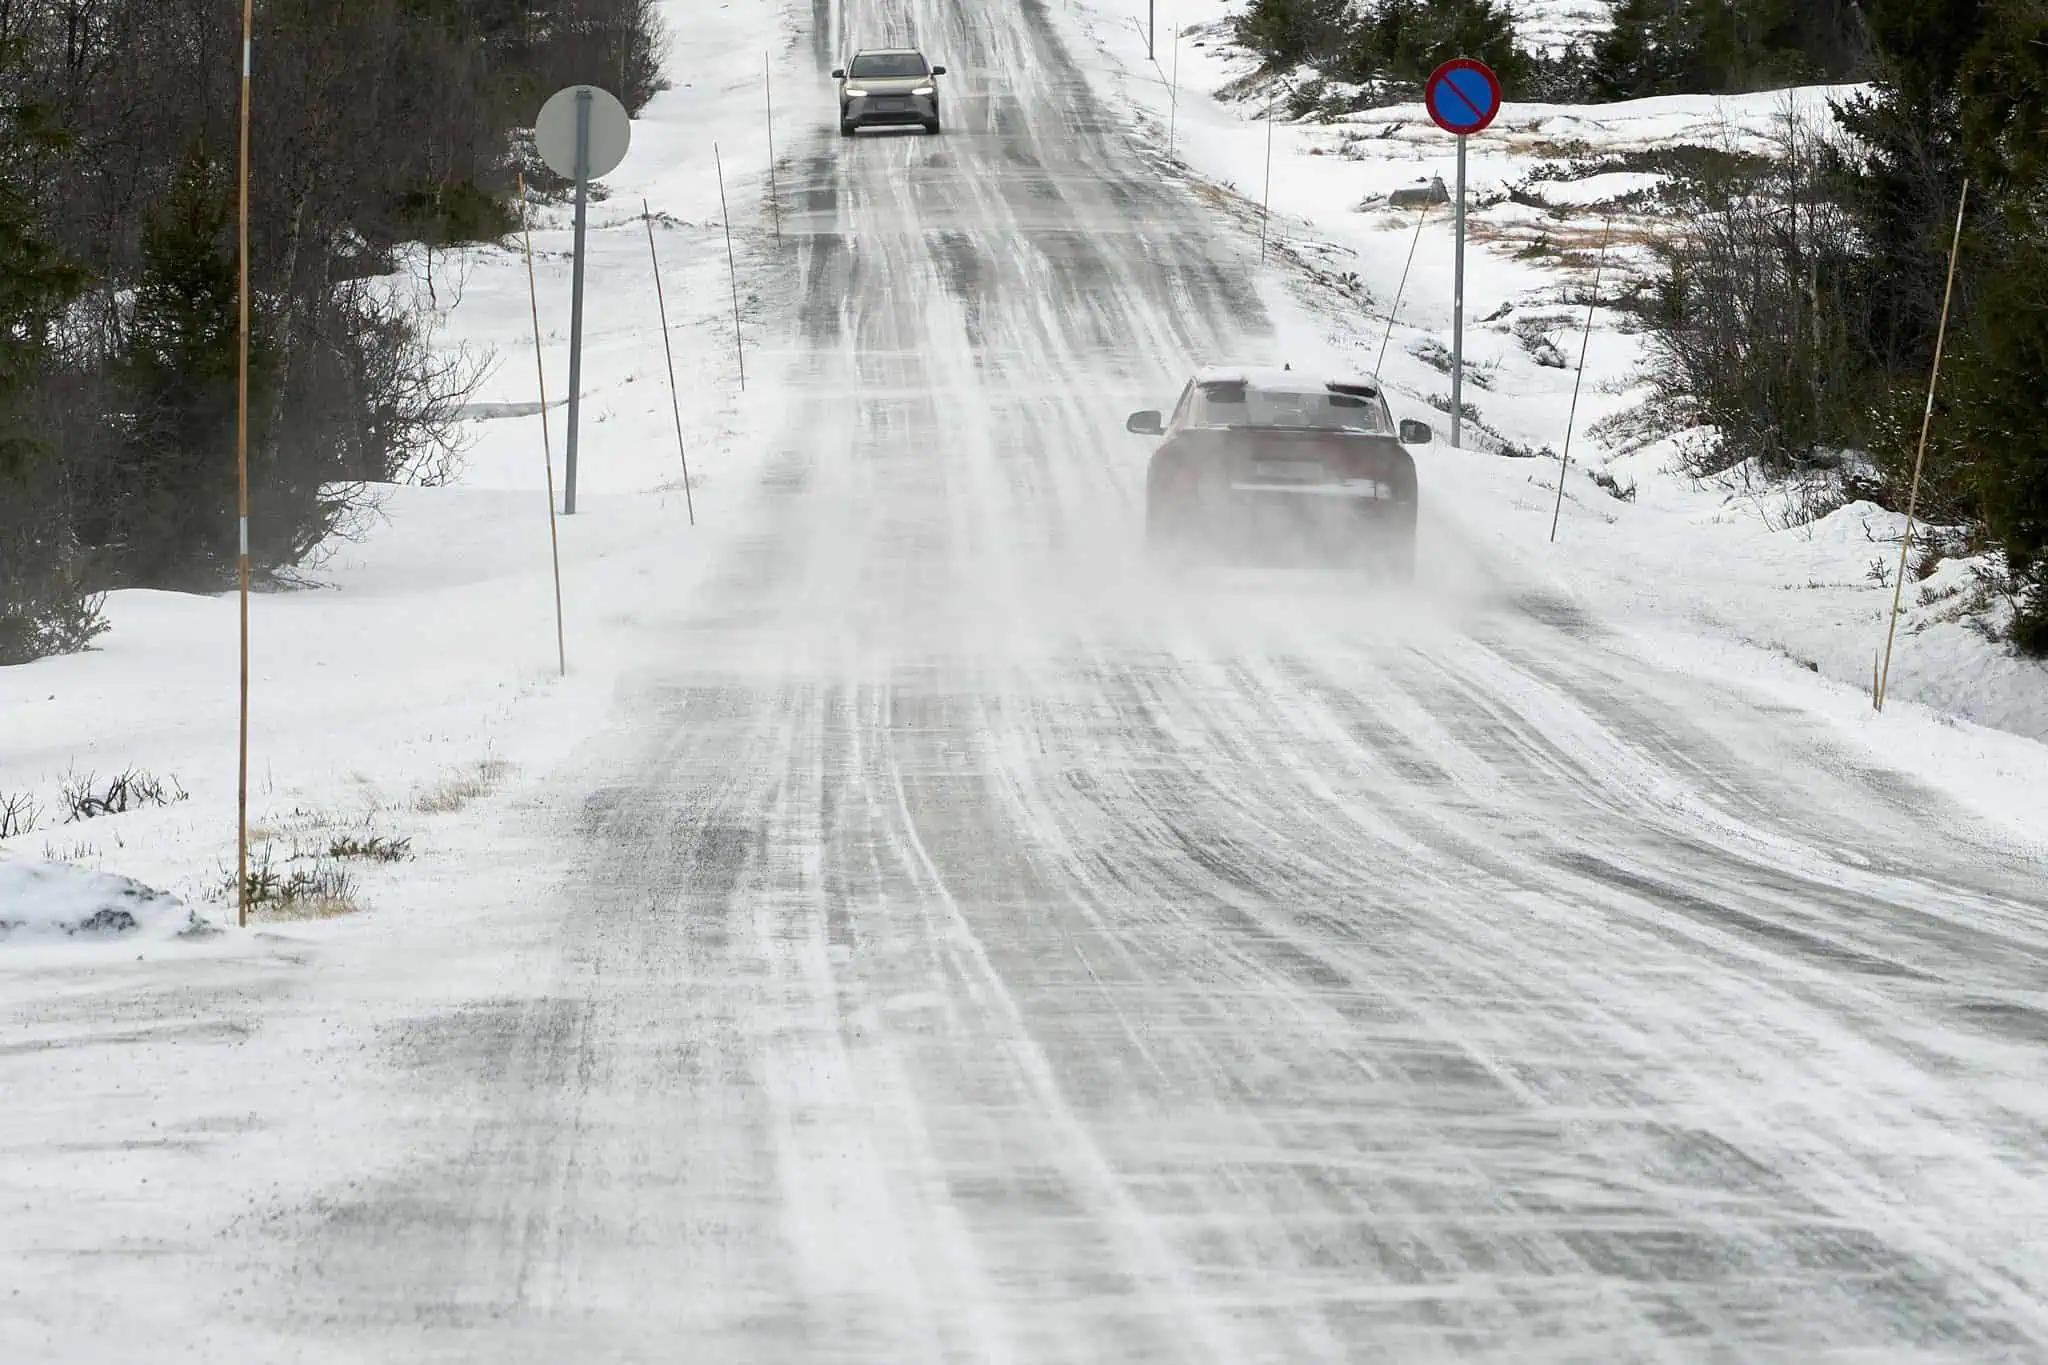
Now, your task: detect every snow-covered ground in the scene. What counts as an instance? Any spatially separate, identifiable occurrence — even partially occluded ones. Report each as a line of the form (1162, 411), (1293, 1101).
(1509, 0), (1616, 55)
(0, 0), (798, 941)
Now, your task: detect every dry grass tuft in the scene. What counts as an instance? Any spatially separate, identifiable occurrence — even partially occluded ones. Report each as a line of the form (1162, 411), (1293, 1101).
(413, 759), (511, 816)
(231, 846), (364, 921)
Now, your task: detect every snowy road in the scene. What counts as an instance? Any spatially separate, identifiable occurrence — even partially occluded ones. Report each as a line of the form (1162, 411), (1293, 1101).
(8, 0), (2048, 1359)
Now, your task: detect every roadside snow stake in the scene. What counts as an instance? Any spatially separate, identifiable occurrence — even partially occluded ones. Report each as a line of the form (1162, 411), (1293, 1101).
(1550, 216), (1615, 545)
(643, 199), (697, 526)
(517, 174), (569, 677)
(714, 142), (746, 391)
(235, 0), (254, 927)
(1424, 59), (1503, 450)
(1168, 16), (1181, 164)
(1876, 179), (1970, 713)
(1374, 203), (1431, 385)
(765, 54), (780, 245)
(1259, 83), (1275, 263)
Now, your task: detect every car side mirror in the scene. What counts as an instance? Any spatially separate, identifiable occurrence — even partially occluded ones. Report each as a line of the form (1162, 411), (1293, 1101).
(931, 65), (947, 75)
(1126, 410), (1164, 436)
(1399, 419), (1433, 445)
(831, 67), (845, 78)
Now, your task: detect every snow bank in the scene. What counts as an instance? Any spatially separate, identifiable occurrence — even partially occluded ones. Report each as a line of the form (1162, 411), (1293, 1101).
(1525, 170), (1669, 207)
(0, 859), (206, 943)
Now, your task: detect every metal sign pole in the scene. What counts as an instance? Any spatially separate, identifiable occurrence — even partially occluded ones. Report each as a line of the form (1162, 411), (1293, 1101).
(1149, 0), (1155, 59)
(563, 89), (592, 515)
(1426, 58), (1499, 452)
(1451, 135), (1466, 450)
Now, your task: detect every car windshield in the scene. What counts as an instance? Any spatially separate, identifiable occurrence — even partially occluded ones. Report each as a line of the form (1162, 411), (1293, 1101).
(1191, 385), (1387, 433)
(850, 53), (927, 78)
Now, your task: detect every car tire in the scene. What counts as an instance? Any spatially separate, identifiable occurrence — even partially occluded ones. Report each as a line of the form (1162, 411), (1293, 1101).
(840, 119), (856, 137)
(923, 118), (941, 134)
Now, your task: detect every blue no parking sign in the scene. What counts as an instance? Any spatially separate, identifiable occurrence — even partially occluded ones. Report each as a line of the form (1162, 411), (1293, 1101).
(1422, 58), (1501, 449)
(1425, 59), (1502, 137)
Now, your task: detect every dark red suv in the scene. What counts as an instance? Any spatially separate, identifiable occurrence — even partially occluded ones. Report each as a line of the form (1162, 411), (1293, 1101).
(1127, 367), (1431, 578)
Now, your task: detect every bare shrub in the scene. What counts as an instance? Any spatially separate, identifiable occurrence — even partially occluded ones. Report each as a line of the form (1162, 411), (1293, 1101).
(61, 769), (189, 822)
(1513, 315), (1570, 368)
(0, 792), (39, 839)
(1635, 109), (1863, 478)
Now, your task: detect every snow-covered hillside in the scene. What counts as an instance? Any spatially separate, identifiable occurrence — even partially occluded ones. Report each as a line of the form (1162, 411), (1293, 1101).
(1064, 0), (2044, 758)
(1510, 0), (1616, 55)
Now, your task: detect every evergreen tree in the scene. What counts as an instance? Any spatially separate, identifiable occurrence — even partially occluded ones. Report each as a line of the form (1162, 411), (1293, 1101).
(1237, 0), (1349, 70)
(1590, 0), (1695, 98)
(1949, 0), (2048, 644)
(1594, 0), (1867, 98)
(0, 88), (100, 664)
(90, 151), (274, 589)
(1947, 239), (2048, 648)
(1344, 0), (1526, 87)
(1829, 0), (2048, 648)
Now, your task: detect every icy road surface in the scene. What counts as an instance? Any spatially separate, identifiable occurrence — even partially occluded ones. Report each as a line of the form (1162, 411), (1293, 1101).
(8, 0), (2048, 1359)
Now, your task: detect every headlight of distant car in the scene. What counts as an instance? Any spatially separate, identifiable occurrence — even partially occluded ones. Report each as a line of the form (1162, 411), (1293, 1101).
(911, 84), (935, 96)
(843, 86), (868, 97)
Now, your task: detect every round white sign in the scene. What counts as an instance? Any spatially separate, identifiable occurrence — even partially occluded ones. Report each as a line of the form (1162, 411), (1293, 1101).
(535, 85), (631, 181)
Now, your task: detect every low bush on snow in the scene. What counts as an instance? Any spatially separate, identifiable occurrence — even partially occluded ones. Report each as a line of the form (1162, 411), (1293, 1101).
(413, 759), (510, 816)
(229, 846), (361, 922)
(326, 833), (413, 864)
(0, 791), (38, 839)
(60, 769), (188, 822)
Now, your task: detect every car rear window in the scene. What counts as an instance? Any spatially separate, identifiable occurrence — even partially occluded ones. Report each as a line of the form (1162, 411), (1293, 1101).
(850, 53), (928, 78)
(1191, 385), (1388, 433)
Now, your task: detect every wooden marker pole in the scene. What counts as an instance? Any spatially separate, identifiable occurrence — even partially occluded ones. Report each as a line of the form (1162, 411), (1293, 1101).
(1167, 15), (1181, 163)
(644, 200), (697, 525)
(765, 55), (780, 244)
(1551, 217), (1615, 545)
(714, 142), (745, 390)
(1877, 180), (1969, 712)
(517, 173), (568, 676)
(236, 0), (254, 928)
(1259, 84), (1275, 263)
(1374, 204), (1431, 383)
